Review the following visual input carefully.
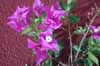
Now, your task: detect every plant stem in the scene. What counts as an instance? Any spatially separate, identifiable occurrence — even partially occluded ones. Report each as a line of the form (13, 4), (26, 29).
(49, 55), (69, 66)
(68, 23), (73, 66)
(50, 58), (52, 66)
(58, 61), (69, 66)
(75, 7), (100, 60)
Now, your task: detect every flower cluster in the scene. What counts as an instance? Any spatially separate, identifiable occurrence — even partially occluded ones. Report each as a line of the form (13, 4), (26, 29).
(7, 6), (29, 32)
(90, 25), (100, 40)
(7, 0), (67, 65)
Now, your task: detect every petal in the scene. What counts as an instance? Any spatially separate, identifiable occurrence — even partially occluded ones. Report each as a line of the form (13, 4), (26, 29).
(33, 0), (43, 7)
(90, 26), (96, 32)
(7, 20), (21, 32)
(93, 34), (100, 40)
(27, 38), (36, 49)
(50, 40), (59, 52)
(33, 0), (44, 17)
(36, 50), (48, 65)
(7, 21), (17, 29)
(53, 1), (61, 9)
(40, 37), (52, 49)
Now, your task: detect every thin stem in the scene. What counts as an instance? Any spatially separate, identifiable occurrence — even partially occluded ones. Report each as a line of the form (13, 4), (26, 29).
(58, 62), (68, 66)
(68, 23), (73, 66)
(75, 7), (100, 60)
(50, 58), (52, 66)
(68, 55), (71, 65)
(49, 55), (69, 66)
(94, 3), (99, 11)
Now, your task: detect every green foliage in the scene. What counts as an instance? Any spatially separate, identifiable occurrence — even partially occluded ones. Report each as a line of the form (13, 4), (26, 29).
(54, 52), (60, 58)
(58, 41), (64, 51)
(66, 0), (77, 12)
(27, 31), (36, 36)
(60, 0), (77, 12)
(34, 18), (42, 24)
(88, 51), (99, 66)
(53, 41), (64, 58)
(88, 37), (95, 47)
(73, 29), (82, 35)
(88, 37), (100, 54)
(86, 37), (100, 66)
(86, 58), (93, 66)
(44, 59), (52, 66)
(61, 16), (65, 20)
(60, 0), (67, 10)
(21, 26), (34, 35)
(73, 27), (87, 35)
(60, 0), (79, 24)
(68, 14), (80, 24)
(73, 45), (80, 53)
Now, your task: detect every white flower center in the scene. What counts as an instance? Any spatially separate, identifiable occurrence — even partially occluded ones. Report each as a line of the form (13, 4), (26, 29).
(45, 36), (52, 43)
(98, 26), (100, 30)
(94, 29), (99, 33)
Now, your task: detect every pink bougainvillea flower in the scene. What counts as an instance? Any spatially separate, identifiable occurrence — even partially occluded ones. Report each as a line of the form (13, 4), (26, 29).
(53, 1), (61, 10)
(39, 30), (59, 52)
(39, 5), (67, 31)
(27, 38), (48, 65)
(45, 5), (67, 20)
(33, 0), (44, 17)
(7, 6), (29, 32)
(51, 6), (67, 19)
(90, 26), (100, 39)
(8, 6), (29, 23)
(7, 20), (26, 32)
(39, 17), (61, 31)
(40, 17), (62, 30)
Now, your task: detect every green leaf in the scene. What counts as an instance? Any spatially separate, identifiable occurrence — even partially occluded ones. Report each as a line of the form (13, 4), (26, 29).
(27, 31), (36, 36)
(67, 0), (75, 4)
(21, 26), (34, 35)
(34, 18), (42, 24)
(73, 45), (79, 51)
(73, 45), (81, 53)
(60, 0), (67, 10)
(36, 29), (42, 34)
(94, 48), (100, 55)
(88, 37), (100, 54)
(66, 0), (77, 12)
(54, 52), (60, 58)
(42, 11), (46, 18)
(93, 44), (100, 54)
(73, 29), (83, 35)
(44, 59), (52, 66)
(88, 37), (96, 47)
(88, 52), (99, 66)
(86, 58), (93, 66)
(68, 14), (80, 24)
(97, 45), (100, 51)
(58, 41), (64, 51)
(60, 0), (77, 12)
(73, 27), (84, 35)
(34, 35), (39, 41)
(61, 16), (65, 20)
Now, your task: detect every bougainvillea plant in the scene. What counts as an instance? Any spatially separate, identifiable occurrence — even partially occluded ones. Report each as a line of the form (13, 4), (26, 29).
(7, 0), (100, 66)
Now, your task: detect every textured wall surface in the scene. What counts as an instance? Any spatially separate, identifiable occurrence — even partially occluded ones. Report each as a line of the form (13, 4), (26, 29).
(0, 0), (35, 66)
(0, 0), (100, 66)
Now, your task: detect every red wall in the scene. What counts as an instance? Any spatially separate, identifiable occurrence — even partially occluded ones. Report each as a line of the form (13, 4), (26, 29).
(0, 0), (100, 66)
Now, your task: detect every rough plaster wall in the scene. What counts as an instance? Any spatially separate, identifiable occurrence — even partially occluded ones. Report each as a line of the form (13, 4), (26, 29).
(0, 0), (100, 66)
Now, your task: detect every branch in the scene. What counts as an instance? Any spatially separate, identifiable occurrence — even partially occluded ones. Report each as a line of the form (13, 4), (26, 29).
(75, 7), (100, 60)
(68, 23), (73, 66)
